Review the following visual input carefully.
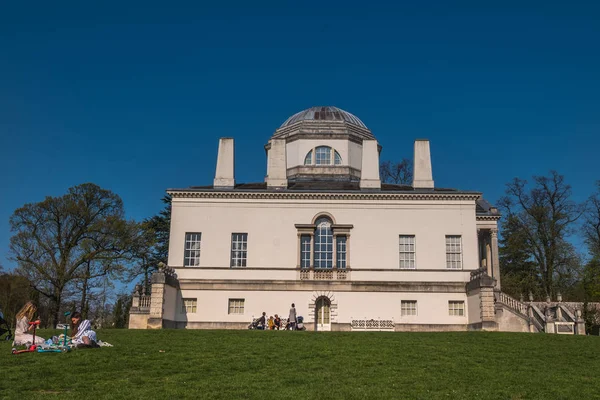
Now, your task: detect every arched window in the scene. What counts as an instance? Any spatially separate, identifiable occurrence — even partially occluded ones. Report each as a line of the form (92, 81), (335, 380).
(297, 215), (351, 271)
(304, 146), (343, 166)
(314, 217), (333, 268)
(334, 150), (342, 165)
(304, 150), (312, 165)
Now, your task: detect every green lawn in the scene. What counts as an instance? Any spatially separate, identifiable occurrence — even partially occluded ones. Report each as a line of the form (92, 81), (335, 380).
(1, 330), (599, 399)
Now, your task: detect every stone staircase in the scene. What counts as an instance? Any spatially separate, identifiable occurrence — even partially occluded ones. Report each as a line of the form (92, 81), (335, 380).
(494, 291), (586, 334)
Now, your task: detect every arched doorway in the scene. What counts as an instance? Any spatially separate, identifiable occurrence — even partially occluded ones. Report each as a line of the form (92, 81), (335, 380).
(315, 297), (331, 331)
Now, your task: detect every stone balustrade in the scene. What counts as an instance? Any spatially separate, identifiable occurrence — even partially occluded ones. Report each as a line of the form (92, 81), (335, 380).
(299, 268), (349, 281)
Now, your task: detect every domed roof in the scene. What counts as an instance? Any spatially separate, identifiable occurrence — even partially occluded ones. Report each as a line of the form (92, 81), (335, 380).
(280, 106), (368, 129)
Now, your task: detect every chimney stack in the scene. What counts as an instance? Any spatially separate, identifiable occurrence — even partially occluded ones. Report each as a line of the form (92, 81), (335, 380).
(412, 139), (434, 189)
(359, 139), (381, 190)
(266, 139), (288, 188)
(213, 138), (235, 189)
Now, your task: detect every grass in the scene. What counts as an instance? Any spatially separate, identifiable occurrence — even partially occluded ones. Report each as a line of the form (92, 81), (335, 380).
(1, 330), (599, 400)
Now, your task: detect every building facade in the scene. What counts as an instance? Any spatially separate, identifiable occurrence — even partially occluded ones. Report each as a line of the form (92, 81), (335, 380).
(129, 106), (584, 334)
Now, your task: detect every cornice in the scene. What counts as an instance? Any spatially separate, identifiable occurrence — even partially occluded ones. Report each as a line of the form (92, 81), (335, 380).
(168, 190), (482, 201)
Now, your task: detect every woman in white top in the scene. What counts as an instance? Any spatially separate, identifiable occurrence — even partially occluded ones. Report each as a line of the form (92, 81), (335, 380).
(13, 301), (45, 346)
(70, 312), (97, 345)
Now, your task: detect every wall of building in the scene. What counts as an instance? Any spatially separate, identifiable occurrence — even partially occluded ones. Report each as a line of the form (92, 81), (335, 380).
(168, 197), (479, 276)
(285, 139), (352, 168)
(174, 289), (469, 328)
(467, 289), (482, 324)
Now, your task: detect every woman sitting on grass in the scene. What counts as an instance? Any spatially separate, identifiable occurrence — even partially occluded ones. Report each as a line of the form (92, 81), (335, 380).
(70, 312), (98, 346)
(13, 301), (45, 346)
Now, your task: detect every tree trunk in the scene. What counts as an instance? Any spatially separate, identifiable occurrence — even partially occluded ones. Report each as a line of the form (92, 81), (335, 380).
(51, 288), (63, 328)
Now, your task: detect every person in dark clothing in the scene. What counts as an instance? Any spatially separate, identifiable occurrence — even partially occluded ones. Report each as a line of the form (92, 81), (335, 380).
(255, 312), (266, 330)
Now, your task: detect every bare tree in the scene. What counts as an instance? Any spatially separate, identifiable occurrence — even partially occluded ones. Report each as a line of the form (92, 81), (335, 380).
(379, 159), (413, 185)
(9, 183), (131, 326)
(498, 171), (584, 299)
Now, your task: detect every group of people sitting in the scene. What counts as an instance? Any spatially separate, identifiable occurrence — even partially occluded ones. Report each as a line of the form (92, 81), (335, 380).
(252, 303), (301, 330)
(12, 301), (98, 348)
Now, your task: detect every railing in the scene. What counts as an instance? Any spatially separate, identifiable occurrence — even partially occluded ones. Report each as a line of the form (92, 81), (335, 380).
(139, 295), (151, 311)
(299, 268), (349, 281)
(496, 292), (528, 316)
(351, 318), (395, 331)
(530, 305), (546, 332)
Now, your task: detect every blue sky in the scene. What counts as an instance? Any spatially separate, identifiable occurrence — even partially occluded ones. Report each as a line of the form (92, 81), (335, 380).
(1, 1), (599, 269)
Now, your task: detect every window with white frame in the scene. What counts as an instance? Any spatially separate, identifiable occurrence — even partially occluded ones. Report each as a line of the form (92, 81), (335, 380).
(336, 235), (347, 269)
(448, 301), (465, 316)
(228, 299), (245, 314)
(304, 150), (312, 165)
(334, 150), (342, 165)
(314, 217), (333, 268)
(184, 233), (202, 266)
(401, 300), (417, 316)
(399, 235), (416, 269)
(315, 146), (332, 165)
(182, 298), (197, 313)
(303, 146), (343, 166)
(445, 235), (463, 269)
(230, 233), (248, 267)
(300, 235), (311, 268)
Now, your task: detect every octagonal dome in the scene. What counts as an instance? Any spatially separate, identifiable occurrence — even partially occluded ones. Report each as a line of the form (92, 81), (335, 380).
(280, 106), (367, 130)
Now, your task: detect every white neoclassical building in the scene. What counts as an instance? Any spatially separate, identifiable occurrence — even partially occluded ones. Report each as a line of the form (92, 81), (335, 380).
(129, 106), (585, 334)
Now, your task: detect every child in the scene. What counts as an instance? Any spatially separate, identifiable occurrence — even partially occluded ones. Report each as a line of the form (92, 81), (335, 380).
(274, 314), (281, 330)
(70, 311), (97, 346)
(268, 316), (274, 330)
(13, 301), (45, 346)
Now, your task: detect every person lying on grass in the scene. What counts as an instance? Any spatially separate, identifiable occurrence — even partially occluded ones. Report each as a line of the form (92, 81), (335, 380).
(13, 301), (45, 346)
(70, 312), (98, 347)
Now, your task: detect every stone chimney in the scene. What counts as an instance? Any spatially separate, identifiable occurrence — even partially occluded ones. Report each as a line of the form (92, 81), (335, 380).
(266, 139), (288, 188)
(360, 139), (381, 190)
(412, 139), (434, 189)
(213, 138), (235, 189)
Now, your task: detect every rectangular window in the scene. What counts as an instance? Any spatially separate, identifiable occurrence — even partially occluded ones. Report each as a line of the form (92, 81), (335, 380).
(399, 235), (416, 269)
(401, 300), (417, 316)
(315, 146), (331, 165)
(336, 236), (347, 269)
(448, 301), (465, 316)
(228, 298), (245, 314)
(230, 233), (248, 267)
(445, 235), (463, 269)
(184, 233), (202, 267)
(182, 298), (197, 313)
(300, 235), (311, 268)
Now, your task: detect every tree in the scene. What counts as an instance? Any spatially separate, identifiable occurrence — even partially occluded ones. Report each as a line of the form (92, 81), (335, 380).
(0, 270), (36, 328)
(498, 171), (584, 299)
(128, 195), (171, 292)
(499, 215), (540, 299)
(584, 182), (600, 259)
(112, 293), (132, 328)
(379, 159), (413, 185)
(9, 183), (132, 326)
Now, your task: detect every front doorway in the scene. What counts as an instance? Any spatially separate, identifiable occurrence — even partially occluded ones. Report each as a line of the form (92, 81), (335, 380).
(315, 297), (331, 331)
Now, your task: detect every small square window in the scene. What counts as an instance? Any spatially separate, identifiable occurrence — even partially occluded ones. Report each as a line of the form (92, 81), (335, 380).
(448, 301), (465, 316)
(182, 298), (197, 314)
(228, 299), (245, 314)
(401, 300), (417, 316)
